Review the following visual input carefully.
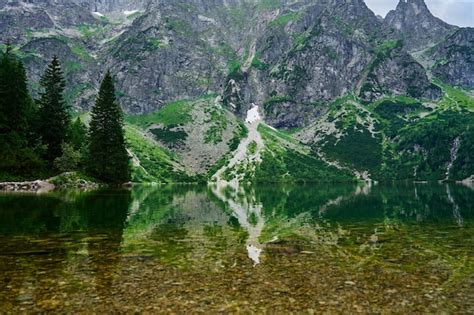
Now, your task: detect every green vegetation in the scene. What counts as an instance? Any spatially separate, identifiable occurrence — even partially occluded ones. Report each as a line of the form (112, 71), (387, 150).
(263, 95), (294, 112)
(359, 40), (404, 99)
(251, 53), (269, 70)
(310, 91), (474, 181)
(204, 107), (228, 144)
(256, 125), (354, 183)
(376, 40), (403, 57)
(372, 98), (424, 138)
(434, 79), (474, 110)
(76, 24), (105, 40)
(207, 122), (248, 179)
(38, 56), (70, 163)
(269, 12), (300, 27)
(247, 141), (257, 155)
(146, 38), (168, 50)
(0, 44), (45, 180)
(87, 71), (130, 184)
(126, 100), (193, 128)
(0, 47), (126, 184)
(150, 127), (188, 147)
(165, 18), (192, 35)
(323, 128), (383, 172)
(330, 16), (354, 36)
(388, 110), (474, 180)
(125, 127), (195, 183)
(257, 0), (282, 10)
(64, 82), (92, 106)
(227, 59), (242, 77)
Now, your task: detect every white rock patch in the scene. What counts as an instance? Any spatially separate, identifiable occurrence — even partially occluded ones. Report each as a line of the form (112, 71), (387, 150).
(198, 15), (217, 25)
(123, 10), (140, 16)
(246, 105), (261, 124)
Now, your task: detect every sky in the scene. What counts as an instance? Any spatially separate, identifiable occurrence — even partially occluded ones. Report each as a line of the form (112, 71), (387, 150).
(364, 0), (474, 27)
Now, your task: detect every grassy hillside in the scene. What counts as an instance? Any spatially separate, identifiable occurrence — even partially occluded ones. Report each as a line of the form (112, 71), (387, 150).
(126, 96), (246, 178)
(297, 86), (474, 181)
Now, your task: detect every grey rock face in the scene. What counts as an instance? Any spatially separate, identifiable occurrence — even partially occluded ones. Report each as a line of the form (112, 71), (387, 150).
(77, 0), (148, 13)
(21, 38), (96, 108)
(428, 28), (474, 88)
(0, 0), (97, 45)
(0, 0), (470, 128)
(384, 0), (457, 52)
(359, 43), (441, 102)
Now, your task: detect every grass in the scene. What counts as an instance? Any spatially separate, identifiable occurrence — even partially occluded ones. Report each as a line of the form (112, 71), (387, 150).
(126, 100), (193, 129)
(257, 0), (282, 10)
(251, 54), (269, 70)
(269, 12), (300, 27)
(125, 126), (194, 183)
(146, 38), (168, 50)
(433, 79), (474, 111)
(247, 141), (257, 155)
(255, 124), (354, 183)
(228, 59), (242, 76)
(204, 107), (228, 145)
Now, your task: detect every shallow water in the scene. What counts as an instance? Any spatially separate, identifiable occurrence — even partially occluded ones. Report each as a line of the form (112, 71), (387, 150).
(0, 183), (473, 313)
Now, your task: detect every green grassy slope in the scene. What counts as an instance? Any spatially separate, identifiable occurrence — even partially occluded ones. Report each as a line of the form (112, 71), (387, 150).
(297, 85), (474, 181)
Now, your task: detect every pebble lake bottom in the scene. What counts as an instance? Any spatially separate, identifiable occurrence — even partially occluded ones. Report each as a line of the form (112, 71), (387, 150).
(0, 182), (473, 313)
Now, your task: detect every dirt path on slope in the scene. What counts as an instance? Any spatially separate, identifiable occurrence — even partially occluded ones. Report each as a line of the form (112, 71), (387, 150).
(212, 106), (264, 184)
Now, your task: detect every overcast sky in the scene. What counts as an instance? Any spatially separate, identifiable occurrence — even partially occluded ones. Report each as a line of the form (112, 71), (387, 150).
(364, 0), (474, 27)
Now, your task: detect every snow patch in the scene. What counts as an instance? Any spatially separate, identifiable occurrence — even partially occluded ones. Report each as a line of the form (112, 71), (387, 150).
(247, 245), (262, 266)
(246, 105), (261, 124)
(123, 10), (140, 16)
(92, 11), (104, 17)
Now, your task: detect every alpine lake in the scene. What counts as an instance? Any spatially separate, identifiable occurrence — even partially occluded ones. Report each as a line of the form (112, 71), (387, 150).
(0, 182), (473, 313)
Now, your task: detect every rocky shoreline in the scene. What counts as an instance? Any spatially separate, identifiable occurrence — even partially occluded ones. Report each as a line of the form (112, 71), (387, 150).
(0, 173), (103, 193)
(0, 181), (55, 193)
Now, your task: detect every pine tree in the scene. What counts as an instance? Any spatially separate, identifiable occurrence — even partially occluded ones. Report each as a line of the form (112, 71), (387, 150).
(38, 56), (70, 163)
(0, 43), (42, 178)
(0, 43), (33, 138)
(87, 71), (130, 183)
(68, 117), (87, 150)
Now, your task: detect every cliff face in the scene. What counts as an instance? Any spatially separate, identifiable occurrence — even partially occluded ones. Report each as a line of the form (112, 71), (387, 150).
(77, 0), (148, 13)
(427, 28), (474, 89)
(1, 0), (472, 127)
(384, 0), (457, 52)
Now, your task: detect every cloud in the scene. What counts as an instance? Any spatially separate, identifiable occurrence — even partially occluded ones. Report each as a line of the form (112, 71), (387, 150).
(364, 0), (474, 27)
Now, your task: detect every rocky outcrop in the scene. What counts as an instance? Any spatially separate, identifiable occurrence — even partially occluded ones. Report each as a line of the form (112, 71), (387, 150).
(0, 180), (54, 193)
(0, 173), (102, 193)
(78, 0), (148, 13)
(359, 42), (441, 102)
(0, 0), (471, 128)
(428, 28), (474, 88)
(384, 0), (457, 52)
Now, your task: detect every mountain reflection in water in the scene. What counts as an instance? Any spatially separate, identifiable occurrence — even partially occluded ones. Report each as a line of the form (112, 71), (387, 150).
(0, 182), (473, 313)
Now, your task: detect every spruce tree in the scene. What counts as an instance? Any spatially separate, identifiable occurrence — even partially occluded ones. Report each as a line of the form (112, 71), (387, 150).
(0, 43), (32, 138)
(68, 117), (87, 150)
(0, 43), (41, 178)
(38, 56), (69, 163)
(87, 71), (130, 183)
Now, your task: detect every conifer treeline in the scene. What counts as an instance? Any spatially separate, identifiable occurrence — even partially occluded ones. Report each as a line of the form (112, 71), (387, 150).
(0, 44), (130, 184)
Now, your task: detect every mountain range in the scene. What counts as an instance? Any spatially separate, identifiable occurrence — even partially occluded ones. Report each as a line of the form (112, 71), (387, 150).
(1, 0), (473, 183)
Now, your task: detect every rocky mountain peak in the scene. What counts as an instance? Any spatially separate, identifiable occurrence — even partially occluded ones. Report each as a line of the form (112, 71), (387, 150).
(385, 0), (456, 51)
(396, 0), (429, 14)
